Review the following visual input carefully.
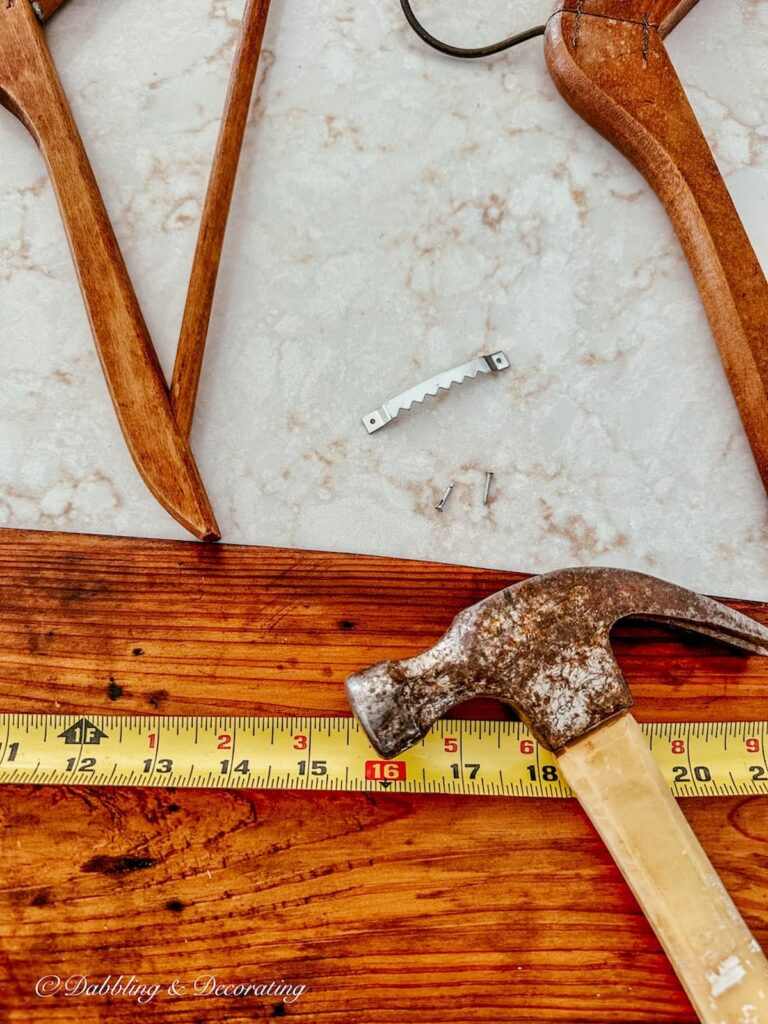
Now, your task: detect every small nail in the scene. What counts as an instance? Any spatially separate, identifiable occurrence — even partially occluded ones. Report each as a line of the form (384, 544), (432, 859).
(483, 471), (494, 506)
(435, 483), (454, 512)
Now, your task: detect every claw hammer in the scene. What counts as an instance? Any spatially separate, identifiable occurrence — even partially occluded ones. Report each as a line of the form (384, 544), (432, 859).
(347, 567), (768, 1024)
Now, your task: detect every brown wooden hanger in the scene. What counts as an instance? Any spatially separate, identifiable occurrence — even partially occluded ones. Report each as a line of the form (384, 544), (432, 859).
(0, 0), (272, 539)
(545, 0), (768, 493)
(401, 0), (768, 497)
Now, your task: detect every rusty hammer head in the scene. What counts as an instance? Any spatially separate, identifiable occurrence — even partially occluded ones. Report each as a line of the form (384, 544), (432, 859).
(346, 567), (768, 758)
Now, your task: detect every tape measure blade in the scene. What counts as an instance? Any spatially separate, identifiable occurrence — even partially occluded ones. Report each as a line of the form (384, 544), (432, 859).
(0, 716), (765, 798)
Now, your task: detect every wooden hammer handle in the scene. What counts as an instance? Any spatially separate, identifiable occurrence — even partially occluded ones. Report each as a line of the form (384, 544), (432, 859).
(545, 8), (768, 493)
(559, 713), (768, 1023)
(0, 0), (219, 540)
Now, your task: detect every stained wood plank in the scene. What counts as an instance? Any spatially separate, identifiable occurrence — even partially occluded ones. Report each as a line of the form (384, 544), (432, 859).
(0, 528), (766, 1022)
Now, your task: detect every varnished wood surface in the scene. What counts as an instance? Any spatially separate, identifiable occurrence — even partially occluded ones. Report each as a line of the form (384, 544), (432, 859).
(545, 1), (768, 496)
(0, 0), (219, 541)
(171, 0), (273, 439)
(0, 528), (766, 1022)
(37, 0), (70, 21)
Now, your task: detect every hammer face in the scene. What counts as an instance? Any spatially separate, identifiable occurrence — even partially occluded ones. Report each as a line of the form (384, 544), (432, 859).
(346, 665), (424, 759)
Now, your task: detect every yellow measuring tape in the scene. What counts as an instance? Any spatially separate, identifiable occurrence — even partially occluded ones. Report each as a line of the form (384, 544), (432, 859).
(0, 715), (766, 797)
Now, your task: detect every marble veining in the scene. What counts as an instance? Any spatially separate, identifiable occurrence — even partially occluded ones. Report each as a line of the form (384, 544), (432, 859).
(0, 0), (766, 599)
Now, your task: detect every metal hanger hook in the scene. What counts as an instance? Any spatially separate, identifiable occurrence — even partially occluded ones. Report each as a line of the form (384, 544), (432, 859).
(399, 0), (546, 59)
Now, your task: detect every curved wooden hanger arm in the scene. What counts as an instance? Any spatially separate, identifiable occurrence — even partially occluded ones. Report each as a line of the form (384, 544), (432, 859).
(0, 0), (219, 540)
(544, 1), (768, 494)
(171, 0), (272, 440)
(649, 0), (702, 38)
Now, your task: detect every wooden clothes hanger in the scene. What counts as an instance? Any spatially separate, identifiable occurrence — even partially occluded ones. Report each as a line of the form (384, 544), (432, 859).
(3, 0), (765, 541)
(401, 0), (768, 497)
(0, 0), (272, 540)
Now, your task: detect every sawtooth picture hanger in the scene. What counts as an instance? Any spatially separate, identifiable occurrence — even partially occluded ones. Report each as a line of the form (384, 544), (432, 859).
(400, 0), (768, 497)
(0, 0), (272, 540)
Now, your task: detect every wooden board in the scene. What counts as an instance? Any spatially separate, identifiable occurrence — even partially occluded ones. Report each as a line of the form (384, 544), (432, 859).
(0, 528), (766, 1022)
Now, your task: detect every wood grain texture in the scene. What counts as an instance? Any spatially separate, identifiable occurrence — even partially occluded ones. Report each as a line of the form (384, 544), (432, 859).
(0, 0), (219, 542)
(0, 527), (766, 1022)
(545, 2), (768, 496)
(171, 0), (273, 439)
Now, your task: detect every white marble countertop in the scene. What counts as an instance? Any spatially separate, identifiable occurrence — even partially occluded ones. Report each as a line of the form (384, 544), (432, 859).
(0, 0), (766, 599)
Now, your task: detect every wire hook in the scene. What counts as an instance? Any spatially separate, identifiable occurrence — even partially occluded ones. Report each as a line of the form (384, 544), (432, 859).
(399, 0), (545, 59)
